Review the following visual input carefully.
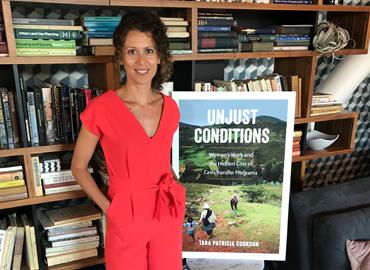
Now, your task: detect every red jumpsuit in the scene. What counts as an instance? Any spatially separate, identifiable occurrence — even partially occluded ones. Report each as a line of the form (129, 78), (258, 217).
(80, 89), (186, 270)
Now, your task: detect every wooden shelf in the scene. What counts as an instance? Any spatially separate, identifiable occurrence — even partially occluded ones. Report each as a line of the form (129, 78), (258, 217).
(110, 0), (370, 11)
(295, 110), (358, 124)
(10, 0), (109, 5)
(0, 48), (366, 65)
(0, 56), (113, 65)
(0, 190), (87, 210)
(292, 146), (354, 162)
(47, 254), (105, 270)
(0, 144), (74, 157)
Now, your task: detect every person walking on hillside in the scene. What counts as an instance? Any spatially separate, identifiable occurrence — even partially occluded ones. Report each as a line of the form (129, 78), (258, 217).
(199, 203), (217, 239)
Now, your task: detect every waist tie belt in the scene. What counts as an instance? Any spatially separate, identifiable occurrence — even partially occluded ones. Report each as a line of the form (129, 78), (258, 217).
(108, 173), (182, 222)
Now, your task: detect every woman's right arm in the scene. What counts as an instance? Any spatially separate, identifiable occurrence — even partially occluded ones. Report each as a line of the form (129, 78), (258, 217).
(71, 125), (110, 213)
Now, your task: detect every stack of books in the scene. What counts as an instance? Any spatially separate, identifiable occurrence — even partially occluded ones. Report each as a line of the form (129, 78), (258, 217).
(161, 17), (191, 55)
(311, 93), (343, 116)
(293, 130), (302, 157)
(0, 21), (8, 56)
(80, 16), (121, 56)
(37, 203), (101, 267)
(239, 26), (275, 52)
(0, 88), (20, 149)
(40, 167), (93, 195)
(0, 165), (28, 202)
(273, 24), (313, 51)
(30, 152), (94, 196)
(13, 18), (83, 56)
(17, 77), (103, 146)
(197, 11), (238, 53)
(0, 213), (26, 270)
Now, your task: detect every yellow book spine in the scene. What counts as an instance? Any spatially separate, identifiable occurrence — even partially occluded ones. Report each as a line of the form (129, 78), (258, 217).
(0, 180), (25, 189)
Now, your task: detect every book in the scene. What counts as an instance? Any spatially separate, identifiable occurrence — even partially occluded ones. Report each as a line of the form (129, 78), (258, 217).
(44, 184), (82, 195)
(0, 186), (27, 196)
(0, 180), (25, 189)
(11, 226), (24, 270)
(20, 215), (34, 270)
(15, 39), (76, 49)
(166, 26), (187, 32)
(198, 37), (238, 49)
(7, 92), (19, 145)
(31, 156), (43, 196)
(166, 32), (190, 38)
(198, 26), (232, 32)
(51, 234), (99, 247)
(14, 29), (81, 40)
(45, 203), (102, 226)
(13, 24), (83, 31)
(26, 91), (39, 145)
(0, 192), (27, 202)
(41, 85), (56, 144)
(0, 171), (23, 182)
(45, 239), (99, 257)
(13, 18), (75, 26)
(273, 45), (309, 51)
(198, 18), (236, 27)
(90, 45), (114, 56)
(47, 247), (97, 266)
(1, 89), (14, 147)
(161, 20), (189, 26)
(16, 48), (76, 56)
(86, 38), (113, 46)
(47, 226), (97, 241)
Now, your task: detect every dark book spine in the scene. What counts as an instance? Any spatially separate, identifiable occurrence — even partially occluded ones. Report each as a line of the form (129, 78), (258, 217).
(16, 71), (31, 146)
(0, 88), (8, 147)
(51, 85), (63, 142)
(7, 92), (20, 145)
(33, 87), (47, 144)
(1, 89), (14, 146)
(27, 91), (40, 145)
(198, 26), (232, 32)
(197, 19), (236, 27)
(13, 18), (75, 26)
(73, 88), (81, 134)
(198, 31), (237, 38)
(69, 90), (76, 141)
(198, 37), (238, 49)
(61, 85), (72, 143)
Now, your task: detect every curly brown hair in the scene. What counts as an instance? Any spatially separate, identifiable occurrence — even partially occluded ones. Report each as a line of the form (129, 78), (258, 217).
(113, 11), (173, 91)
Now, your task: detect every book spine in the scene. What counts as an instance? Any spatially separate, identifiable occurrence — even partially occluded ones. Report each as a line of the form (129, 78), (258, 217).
(1, 90), (14, 146)
(41, 168), (92, 180)
(41, 87), (55, 144)
(51, 235), (99, 247)
(60, 85), (72, 143)
(83, 16), (122, 22)
(0, 180), (25, 188)
(83, 21), (120, 27)
(26, 92), (40, 145)
(197, 18), (236, 27)
(15, 39), (76, 48)
(14, 29), (81, 40)
(7, 92), (20, 144)
(0, 90), (8, 147)
(73, 89), (81, 133)
(13, 18), (75, 26)
(33, 87), (47, 144)
(51, 85), (63, 142)
(44, 185), (82, 195)
(198, 26), (231, 32)
(69, 90), (76, 141)
(0, 171), (23, 182)
(18, 73), (31, 145)
(16, 48), (76, 56)
(198, 37), (238, 49)
(43, 180), (77, 189)
(85, 27), (117, 32)
(0, 192), (27, 202)
(48, 227), (97, 242)
(31, 156), (43, 196)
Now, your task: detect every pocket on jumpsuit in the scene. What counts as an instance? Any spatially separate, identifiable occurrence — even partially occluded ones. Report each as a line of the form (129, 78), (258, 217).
(106, 191), (134, 231)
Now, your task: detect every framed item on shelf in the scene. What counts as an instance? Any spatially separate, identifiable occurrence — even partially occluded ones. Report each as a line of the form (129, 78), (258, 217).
(172, 91), (295, 260)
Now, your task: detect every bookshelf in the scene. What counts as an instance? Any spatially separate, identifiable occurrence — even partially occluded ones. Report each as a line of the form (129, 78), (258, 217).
(0, 0), (369, 268)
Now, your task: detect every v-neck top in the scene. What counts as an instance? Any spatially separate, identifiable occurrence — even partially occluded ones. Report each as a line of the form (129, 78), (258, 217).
(80, 89), (180, 184)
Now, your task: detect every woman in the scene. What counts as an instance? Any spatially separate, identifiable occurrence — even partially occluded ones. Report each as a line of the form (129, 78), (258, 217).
(199, 203), (217, 239)
(71, 11), (185, 270)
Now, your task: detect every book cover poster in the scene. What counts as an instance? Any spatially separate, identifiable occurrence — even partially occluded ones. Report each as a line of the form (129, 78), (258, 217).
(172, 92), (295, 260)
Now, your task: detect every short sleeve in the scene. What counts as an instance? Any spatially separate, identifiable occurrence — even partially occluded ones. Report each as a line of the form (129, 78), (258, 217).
(80, 101), (102, 138)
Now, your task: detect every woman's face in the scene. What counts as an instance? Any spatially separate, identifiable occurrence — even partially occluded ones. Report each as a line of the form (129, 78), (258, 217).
(121, 30), (160, 87)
